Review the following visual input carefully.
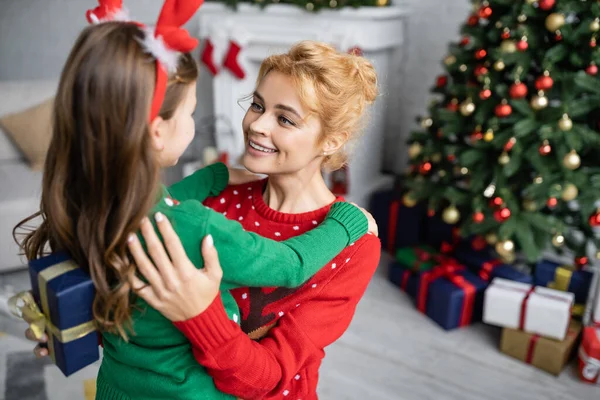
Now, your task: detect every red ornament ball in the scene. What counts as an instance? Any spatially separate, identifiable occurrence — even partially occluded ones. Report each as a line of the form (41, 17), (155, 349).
(547, 197), (558, 208)
(473, 211), (485, 223)
(475, 49), (487, 60)
(589, 211), (600, 227)
(575, 256), (589, 268)
(495, 103), (512, 117)
(517, 40), (529, 51)
(472, 236), (487, 251)
(539, 0), (555, 11)
(480, 89), (492, 100)
(491, 197), (504, 207)
(447, 102), (459, 112)
(591, 39), (597, 48)
(587, 64), (598, 76)
(475, 65), (489, 76)
(427, 209), (436, 217)
(436, 75), (448, 87)
(555, 32), (562, 41)
(535, 75), (553, 91)
(539, 142), (552, 156)
(509, 82), (528, 99)
(467, 15), (479, 26)
(501, 30), (511, 40)
(478, 5), (492, 19)
(494, 207), (511, 222)
(471, 131), (483, 142)
(447, 154), (456, 162)
(420, 162), (432, 174)
(504, 137), (516, 151)
(460, 36), (470, 46)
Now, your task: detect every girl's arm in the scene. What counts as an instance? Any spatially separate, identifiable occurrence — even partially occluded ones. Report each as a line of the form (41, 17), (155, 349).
(167, 162), (229, 202)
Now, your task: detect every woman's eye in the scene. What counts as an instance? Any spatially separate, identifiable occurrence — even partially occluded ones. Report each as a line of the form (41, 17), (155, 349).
(250, 102), (263, 112)
(279, 116), (295, 126)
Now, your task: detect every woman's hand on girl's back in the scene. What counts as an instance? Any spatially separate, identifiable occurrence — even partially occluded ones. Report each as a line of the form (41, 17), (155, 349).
(127, 214), (223, 322)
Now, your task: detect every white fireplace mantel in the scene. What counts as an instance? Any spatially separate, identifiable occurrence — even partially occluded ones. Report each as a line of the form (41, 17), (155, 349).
(197, 2), (409, 206)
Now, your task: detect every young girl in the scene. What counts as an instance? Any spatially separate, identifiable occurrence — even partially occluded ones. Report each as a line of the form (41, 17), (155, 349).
(18, 2), (375, 399)
(125, 41), (382, 399)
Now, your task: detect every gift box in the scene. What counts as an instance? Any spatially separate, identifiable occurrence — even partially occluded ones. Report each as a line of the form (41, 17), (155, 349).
(388, 246), (438, 299)
(455, 246), (532, 284)
(417, 259), (488, 331)
(14, 252), (99, 376)
(424, 213), (457, 251)
(534, 260), (593, 315)
(578, 326), (600, 384)
(483, 278), (574, 341)
(368, 187), (425, 254)
(500, 320), (581, 376)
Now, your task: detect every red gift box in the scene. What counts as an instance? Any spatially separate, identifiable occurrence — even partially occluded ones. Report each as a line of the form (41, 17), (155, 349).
(579, 326), (600, 384)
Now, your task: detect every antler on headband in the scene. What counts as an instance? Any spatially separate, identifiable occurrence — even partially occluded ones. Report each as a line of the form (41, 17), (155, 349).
(86, 0), (129, 24)
(86, 0), (204, 122)
(145, 0), (204, 121)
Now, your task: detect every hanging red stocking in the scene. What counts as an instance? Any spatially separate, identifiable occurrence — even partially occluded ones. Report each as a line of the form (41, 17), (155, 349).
(200, 38), (219, 76)
(223, 40), (246, 79)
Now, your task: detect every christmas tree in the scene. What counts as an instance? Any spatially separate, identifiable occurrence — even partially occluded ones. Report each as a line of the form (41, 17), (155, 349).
(403, 0), (600, 266)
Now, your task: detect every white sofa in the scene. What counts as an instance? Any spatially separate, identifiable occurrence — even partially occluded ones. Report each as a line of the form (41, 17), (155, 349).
(0, 81), (57, 272)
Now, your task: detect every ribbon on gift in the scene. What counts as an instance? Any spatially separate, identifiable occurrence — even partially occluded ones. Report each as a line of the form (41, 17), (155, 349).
(387, 199), (401, 253)
(8, 261), (97, 363)
(479, 259), (503, 282)
(525, 334), (540, 364)
(400, 270), (410, 292)
(546, 266), (586, 316)
(411, 247), (434, 271)
(417, 259), (476, 327)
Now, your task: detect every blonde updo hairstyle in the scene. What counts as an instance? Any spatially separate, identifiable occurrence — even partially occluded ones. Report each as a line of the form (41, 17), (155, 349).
(255, 40), (378, 171)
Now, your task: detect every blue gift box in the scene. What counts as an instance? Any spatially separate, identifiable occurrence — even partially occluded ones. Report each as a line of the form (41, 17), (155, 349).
(424, 213), (456, 250)
(422, 268), (488, 331)
(534, 260), (593, 305)
(368, 188), (426, 253)
(387, 261), (422, 300)
(454, 245), (532, 284)
(28, 252), (99, 376)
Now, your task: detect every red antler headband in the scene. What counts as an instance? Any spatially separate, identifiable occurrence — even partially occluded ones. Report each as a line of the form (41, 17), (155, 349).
(87, 0), (203, 122)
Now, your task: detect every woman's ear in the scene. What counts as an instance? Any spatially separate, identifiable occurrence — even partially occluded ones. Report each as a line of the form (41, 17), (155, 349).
(149, 116), (166, 152)
(322, 131), (349, 155)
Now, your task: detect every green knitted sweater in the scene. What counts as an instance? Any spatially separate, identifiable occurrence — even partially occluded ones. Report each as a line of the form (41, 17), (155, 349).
(96, 163), (367, 399)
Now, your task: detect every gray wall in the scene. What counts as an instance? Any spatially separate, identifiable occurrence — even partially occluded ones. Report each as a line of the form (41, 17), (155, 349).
(0, 0), (470, 173)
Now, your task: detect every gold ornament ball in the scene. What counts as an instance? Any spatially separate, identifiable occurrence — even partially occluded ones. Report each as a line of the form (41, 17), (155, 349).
(376, 0), (388, 6)
(402, 193), (418, 208)
(561, 183), (578, 201)
(444, 55), (457, 66)
(517, 14), (527, 23)
(498, 151), (510, 165)
(305, 2), (315, 11)
(431, 153), (442, 163)
(523, 199), (537, 211)
(591, 18), (600, 32)
(496, 239), (515, 254)
(460, 100), (476, 116)
(545, 13), (566, 32)
(408, 142), (422, 159)
(439, 170), (447, 177)
(421, 117), (433, 128)
(531, 94), (549, 110)
(486, 232), (498, 245)
(534, 175), (544, 184)
(442, 205), (461, 224)
(329, 0), (338, 7)
(596, 250), (600, 260)
(460, 167), (469, 175)
(459, 64), (468, 72)
(563, 150), (581, 170)
(501, 252), (516, 263)
(552, 233), (565, 247)
(525, 0), (536, 4)
(494, 60), (506, 71)
(500, 40), (517, 53)
(558, 114), (573, 131)
(483, 129), (494, 142)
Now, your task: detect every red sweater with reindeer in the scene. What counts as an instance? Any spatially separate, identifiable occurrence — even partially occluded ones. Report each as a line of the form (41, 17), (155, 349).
(173, 179), (381, 400)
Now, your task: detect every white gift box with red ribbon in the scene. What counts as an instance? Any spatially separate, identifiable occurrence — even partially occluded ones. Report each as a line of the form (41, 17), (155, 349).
(579, 326), (600, 384)
(483, 278), (575, 341)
